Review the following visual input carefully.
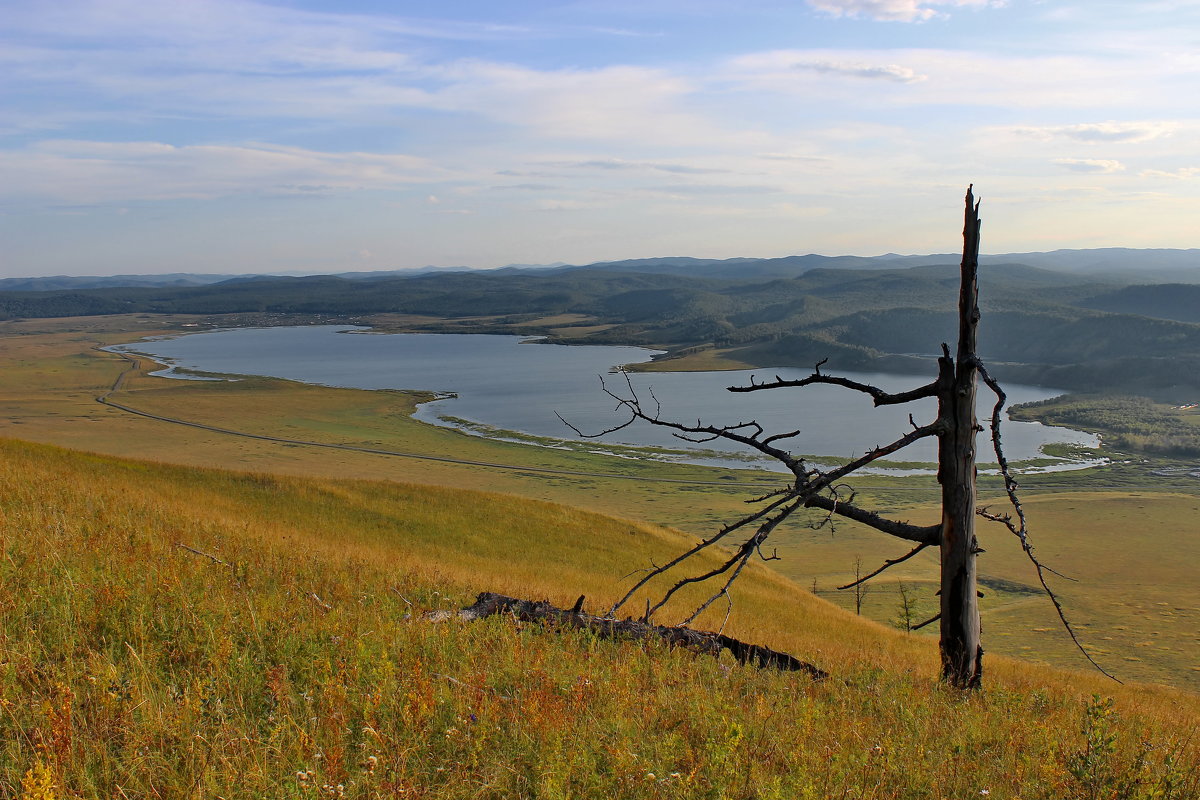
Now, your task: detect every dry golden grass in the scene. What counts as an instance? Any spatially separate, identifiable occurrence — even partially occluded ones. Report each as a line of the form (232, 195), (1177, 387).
(1, 437), (1197, 798)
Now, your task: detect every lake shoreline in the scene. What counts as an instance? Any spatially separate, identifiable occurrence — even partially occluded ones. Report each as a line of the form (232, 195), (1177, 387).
(109, 325), (1103, 476)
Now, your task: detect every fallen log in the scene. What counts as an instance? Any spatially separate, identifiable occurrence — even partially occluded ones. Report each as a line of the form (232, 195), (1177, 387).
(427, 591), (828, 680)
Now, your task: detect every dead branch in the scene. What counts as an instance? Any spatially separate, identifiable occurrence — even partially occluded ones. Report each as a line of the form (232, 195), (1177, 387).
(606, 491), (796, 617)
(912, 613), (941, 631)
(837, 542), (931, 590)
(810, 421), (944, 490)
(564, 361), (944, 627)
(561, 372), (806, 472)
(433, 592), (828, 679)
(176, 542), (232, 568)
(805, 496), (940, 545)
(975, 360), (1120, 683)
(679, 547), (755, 627)
(646, 500), (802, 622)
(671, 501), (800, 625)
(730, 371), (939, 407)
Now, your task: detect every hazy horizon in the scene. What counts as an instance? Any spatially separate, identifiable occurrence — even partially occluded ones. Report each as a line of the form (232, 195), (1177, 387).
(2, 245), (1197, 284)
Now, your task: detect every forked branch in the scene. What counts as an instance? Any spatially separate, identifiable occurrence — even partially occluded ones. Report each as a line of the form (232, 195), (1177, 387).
(558, 372), (805, 472)
(562, 363), (947, 627)
(805, 495), (939, 545)
(730, 362), (939, 407)
(975, 359), (1120, 683)
(837, 542), (931, 590)
(605, 492), (796, 617)
(807, 420), (944, 493)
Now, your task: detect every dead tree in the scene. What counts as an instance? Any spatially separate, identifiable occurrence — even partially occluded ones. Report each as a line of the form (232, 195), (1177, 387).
(852, 556), (868, 615)
(563, 187), (1113, 689)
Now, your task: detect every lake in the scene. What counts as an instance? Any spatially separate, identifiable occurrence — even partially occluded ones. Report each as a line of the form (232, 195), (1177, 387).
(110, 326), (1099, 472)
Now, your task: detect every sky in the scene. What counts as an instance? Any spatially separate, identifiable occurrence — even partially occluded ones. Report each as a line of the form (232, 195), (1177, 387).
(2, 0), (1198, 278)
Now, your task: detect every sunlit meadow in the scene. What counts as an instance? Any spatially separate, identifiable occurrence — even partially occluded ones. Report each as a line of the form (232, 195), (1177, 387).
(1, 438), (1196, 798)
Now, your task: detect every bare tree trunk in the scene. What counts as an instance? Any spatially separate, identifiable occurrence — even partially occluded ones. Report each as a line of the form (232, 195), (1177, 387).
(564, 186), (1112, 688)
(937, 187), (983, 688)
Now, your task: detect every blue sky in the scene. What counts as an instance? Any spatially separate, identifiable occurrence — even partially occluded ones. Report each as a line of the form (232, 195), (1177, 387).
(2, 0), (1198, 277)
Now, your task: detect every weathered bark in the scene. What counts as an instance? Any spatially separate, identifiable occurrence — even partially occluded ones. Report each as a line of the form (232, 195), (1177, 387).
(431, 592), (828, 680)
(937, 186), (984, 688)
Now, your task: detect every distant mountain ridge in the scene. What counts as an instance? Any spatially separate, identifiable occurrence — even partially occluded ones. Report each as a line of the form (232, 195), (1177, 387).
(4, 248), (1200, 398)
(0, 265), (479, 292)
(577, 248), (1200, 282)
(4, 248), (1196, 291)
(0, 274), (249, 292)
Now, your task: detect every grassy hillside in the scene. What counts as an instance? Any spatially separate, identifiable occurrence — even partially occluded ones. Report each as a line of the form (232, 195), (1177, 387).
(2, 438), (1199, 799)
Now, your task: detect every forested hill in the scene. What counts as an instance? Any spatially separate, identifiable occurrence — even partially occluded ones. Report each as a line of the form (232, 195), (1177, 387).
(574, 247), (1200, 282)
(1081, 283), (1200, 323)
(3, 256), (1200, 398)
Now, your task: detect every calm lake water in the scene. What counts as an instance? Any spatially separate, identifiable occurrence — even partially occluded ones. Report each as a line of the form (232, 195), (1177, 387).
(112, 326), (1099, 471)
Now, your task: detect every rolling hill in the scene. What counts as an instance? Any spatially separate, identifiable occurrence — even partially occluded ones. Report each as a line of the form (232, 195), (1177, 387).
(2, 437), (1197, 798)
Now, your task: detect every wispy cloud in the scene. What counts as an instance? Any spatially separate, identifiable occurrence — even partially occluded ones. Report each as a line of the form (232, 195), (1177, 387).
(1140, 167), (1200, 179)
(793, 60), (926, 82)
(757, 153), (829, 163)
(9, 0), (782, 155)
(0, 140), (447, 206)
(722, 48), (1175, 110)
(547, 159), (729, 175)
(489, 183), (560, 192)
(426, 62), (734, 146)
(645, 184), (782, 196)
(1054, 158), (1126, 174)
(1004, 121), (1178, 144)
(805, 0), (1002, 23)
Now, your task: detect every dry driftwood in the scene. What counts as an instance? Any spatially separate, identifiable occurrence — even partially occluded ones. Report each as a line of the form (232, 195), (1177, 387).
(428, 591), (828, 680)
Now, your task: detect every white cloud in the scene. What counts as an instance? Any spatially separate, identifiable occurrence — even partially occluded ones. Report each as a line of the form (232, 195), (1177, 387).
(757, 153), (829, 164)
(1054, 158), (1126, 174)
(645, 184), (782, 196)
(2, 2), (750, 149)
(532, 199), (595, 212)
(426, 62), (741, 146)
(0, 140), (447, 205)
(545, 159), (728, 175)
(1139, 167), (1200, 179)
(1004, 121), (1178, 144)
(728, 40), (1200, 119)
(806, 0), (1002, 23)
(794, 60), (927, 82)
(725, 48), (1155, 110)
